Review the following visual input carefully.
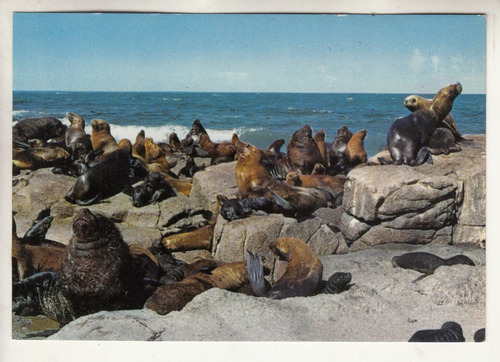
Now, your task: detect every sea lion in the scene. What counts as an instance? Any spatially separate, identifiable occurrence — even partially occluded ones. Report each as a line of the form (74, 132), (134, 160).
(144, 137), (178, 174)
(287, 125), (323, 174)
(217, 195), (274, 221)
(13, 145), (70, 170)
(380, 82), (462, 166)
(90, 119), (119, 159)
(246, 237), (323, 299)
(199, 133), (237, 161)
(313, 129), (329, 167)
(409, 321), (465, 342)
(344, 129), (368, 168)
(131, 171), (177, 207)
(145, 260), (249, 315)
(65, 112), (92, 160)
(178, 156), (206, 178)
(404, 94), (466, 141)
(311, 163), (326, 175)
(474, 328), (485, 342)
(169, 132), (181, 151)
(162, 223), (215, 252)
(260, 139), (292, 181)
(132, 129), (146, 160)
(392, 251), (475, 282)
(64, 142), (131, 205)
(327, 125), (353, 174)
(180, 119), (208, 149)
(285, 171), (345, 196)
(322, 272), (352, 294)
(426, 127), (462, 155)
(13, 117), (67, 144)
(235, 141), (328, 217)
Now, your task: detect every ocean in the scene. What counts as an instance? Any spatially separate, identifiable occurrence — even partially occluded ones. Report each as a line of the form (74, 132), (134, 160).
(12, 91), (486, 158)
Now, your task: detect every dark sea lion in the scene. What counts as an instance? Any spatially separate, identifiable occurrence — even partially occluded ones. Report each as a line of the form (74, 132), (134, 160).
(474, 328), (485, 342)
(381, 82), (462, 166)
(313, 129), (329, 167)
(246, 237), (323, 299)
(180, 119), (208, 149)
(217, 194), (274, 221)
(132, 129), (146, 160)
(90, 119), (119, 159)
(64, 144), (131, 205)
(235, 141), (328, 217)
(178, 156), (206, 178)
(169, 132), (181, 151)
(13, 145), (70, 170)
(65, 112), (92, 160)
(392, 251), (475, 282)
(427, 127), (462, 155)
(162, 223), (215, 252)
(131, 171), (177, 207)
(327, 125), (353, 175)
(145, 260), (249, 315)
(267, 139), (285, 155)
(13, 117), (67, 144)
(287, 124), (323, 174)
(322, 272), (352, 294)
(409, 321), (465, 342)
(311, 163), (326, 175)
(260, 139), (293, 181)
(404, 94), (466, 141)
(344, 129), (368, 168)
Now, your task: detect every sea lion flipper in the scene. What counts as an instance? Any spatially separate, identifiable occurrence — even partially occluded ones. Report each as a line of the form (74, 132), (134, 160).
(267, 188), (294, 213)
(377, 157), (393, 165)
(75, 193), (100, 206)
(245, 251), (267, 297)
(411, 274), (430, 284)
(22, 215), (53, 244)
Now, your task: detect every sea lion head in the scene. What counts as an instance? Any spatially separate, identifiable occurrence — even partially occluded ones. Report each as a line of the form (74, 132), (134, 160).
(285, 171), (302, 186)
(235, 142), (262, 161)
(357, 129), (368, 139)
(403, 95), (430, 112)
(293, 124), (313, 142)
(269, 238), (292, 262)
(441, 321), (464, 336)
(169, 132), (181, 150)
(71, 208), (121, 246)
(231, 133), (241, 145)
(145, 137), (165, 161)
(67, 112), (85, 128)
(430, 82), (463, 120)
(118, 138), (132, 154)
(91, 119), (111, 134)
(313, 129), (326, 142)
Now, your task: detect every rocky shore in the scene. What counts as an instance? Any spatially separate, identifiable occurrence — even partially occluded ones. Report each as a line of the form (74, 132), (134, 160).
(11, 135), (486, 341)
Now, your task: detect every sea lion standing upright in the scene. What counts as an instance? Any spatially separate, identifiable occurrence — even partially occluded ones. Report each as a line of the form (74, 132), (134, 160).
(132, 130), (146, 160)
(313, 129), (329, 168)
(90, 119), (119, 159)
(344, 129), (368, 168)
(287, 125), (323, 174)
(328, 125), (353, 174)
(180, 119), (208, 149)
(65, 112), (92, 160)
(381, 82), (462, 166)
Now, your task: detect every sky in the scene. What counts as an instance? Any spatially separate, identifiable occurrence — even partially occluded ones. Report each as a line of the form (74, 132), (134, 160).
(13, 13), (486, 93)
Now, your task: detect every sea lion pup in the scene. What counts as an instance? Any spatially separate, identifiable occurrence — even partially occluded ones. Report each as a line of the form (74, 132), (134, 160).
(13, 144), (70, 170)
(287, 124), (323, 174)
(64, 141), (131, 205)
(380, 82), (462, 166)
(392, 251), (475, 283)
(404, 94), (467, 141)
(322, 272), (353, 294)
(409, 321), (465, 342)
(132, 129), (146, 160)
(474, 328), (486, 342)
(199, 133), (237, 162)
(217, 194), (274, 221)
(235, 142), (327, 217)
(132, 171), (177, 207)
(162, 223), (215, 252)
(344, 129), (368, 169)
(90, 118), (119, 160)
(146, 260), (249, 315)
(313, 129), (329, 167)
(13, 209), (151, 324)
(180, 119), (208, 149)
(169, 132), (181, 151)
(65, 112), (92, 160)
(285, 171), (345, 207)
(178, 156), (206, 178)
(246, 238), (323, 299)
(13, 117), (67, 144)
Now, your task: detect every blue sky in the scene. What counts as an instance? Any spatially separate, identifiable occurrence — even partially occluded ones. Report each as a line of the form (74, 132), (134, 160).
(13, 13), (486, 93)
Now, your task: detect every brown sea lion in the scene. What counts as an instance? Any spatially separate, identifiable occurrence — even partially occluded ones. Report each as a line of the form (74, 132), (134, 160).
(90, 119), (119, 159)
(380, 83), (462, 166)
(311, 163), (326, 175)
(344, 129), (368, 168)
(13, 117), (67, 144)
(285, 171), (345, 196)
(235, 141), (327, 217)
(246, 237), (323, 299)
(145, 260), (249, 315)
(65, 112), (92, 160)
(287, 125), (323, 174)
(169, 132), (181, 151)
(132, 129), (146, 160)
(313, 129), (329, 167)
(13, 145), (70, 170)
(64, 141), (131, 205)
(144, 137), (178, 174)
(162, 223), (215, 252)
(199, 133), (237, 160)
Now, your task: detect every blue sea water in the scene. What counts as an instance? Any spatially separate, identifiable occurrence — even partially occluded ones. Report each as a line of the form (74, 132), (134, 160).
(12, 91), (486, 158)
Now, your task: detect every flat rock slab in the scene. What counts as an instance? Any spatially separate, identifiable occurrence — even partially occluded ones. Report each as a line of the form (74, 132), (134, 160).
(46, 243), (485, 342)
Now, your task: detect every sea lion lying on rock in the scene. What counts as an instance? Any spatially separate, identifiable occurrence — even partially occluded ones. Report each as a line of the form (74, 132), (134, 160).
(217, 194), (274, 221)
(161, 223), (215, 252)
(12, 209), (154, 324)
(131, 171), (177, 207)
(409, 321), (465, 342)
(379, 82), (462, 166)
(13, 144), (70, 171)
(13, 117), (67, 144)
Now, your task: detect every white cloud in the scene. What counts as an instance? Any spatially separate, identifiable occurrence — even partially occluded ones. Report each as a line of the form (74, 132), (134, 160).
(410, 48), (426, 72)
(431, 55), (440, 72)
(451, 55), (463, 71)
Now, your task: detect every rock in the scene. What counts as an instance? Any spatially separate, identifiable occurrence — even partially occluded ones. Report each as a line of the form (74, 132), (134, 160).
(189, 161), (239, 214)
(47, 243), (485, 342)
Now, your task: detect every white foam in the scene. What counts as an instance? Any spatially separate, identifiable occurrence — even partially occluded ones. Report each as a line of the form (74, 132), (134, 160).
(12, 109), (30, 117)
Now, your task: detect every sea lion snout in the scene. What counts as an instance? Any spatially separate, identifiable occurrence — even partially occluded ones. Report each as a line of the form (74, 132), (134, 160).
(72, 208), (99, 238)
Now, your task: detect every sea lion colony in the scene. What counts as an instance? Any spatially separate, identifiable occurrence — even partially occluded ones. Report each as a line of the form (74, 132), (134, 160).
(12, 83), (483, 340)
